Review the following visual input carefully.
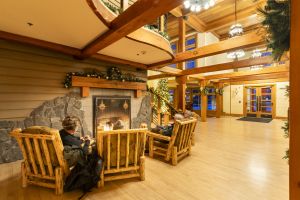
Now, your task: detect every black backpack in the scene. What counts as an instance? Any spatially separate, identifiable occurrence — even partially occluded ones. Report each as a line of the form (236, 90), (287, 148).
(64, 149), (103, 199)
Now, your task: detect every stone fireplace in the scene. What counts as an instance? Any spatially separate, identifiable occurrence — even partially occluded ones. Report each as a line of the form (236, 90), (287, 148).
(0, 90), (151, 163)
(93, 96), (131, 133)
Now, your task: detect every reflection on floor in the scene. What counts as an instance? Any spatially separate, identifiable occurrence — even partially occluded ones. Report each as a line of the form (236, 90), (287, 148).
(0, 117), (288, 200)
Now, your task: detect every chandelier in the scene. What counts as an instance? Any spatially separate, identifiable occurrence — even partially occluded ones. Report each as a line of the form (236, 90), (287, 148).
(250, 49), (264, 70)
(183, 0), (216, 13)
(227, 0), (245, 60)
(227, 49), (245, 60)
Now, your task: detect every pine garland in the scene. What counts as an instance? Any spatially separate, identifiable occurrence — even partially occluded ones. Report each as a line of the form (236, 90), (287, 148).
(281, 85), (290, 161)
(144, 25), (170, 41)
(101, 0), (123, 14)
(63, 67), (145, 89)
(258, 0), (290, 61)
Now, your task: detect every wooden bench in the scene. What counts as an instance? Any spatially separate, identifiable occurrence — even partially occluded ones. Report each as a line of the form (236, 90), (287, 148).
(147, 118), (197, 165)
(96, 128), (147, 187)
(10, 128), (69, 195)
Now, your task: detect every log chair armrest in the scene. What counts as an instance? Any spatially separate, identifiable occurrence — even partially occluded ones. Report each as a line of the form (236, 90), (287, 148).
(147, 131), (171, 141)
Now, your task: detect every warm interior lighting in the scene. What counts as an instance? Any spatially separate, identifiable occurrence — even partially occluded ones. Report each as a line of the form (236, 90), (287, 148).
(227, 0), (245, 60)
(227, 49), (245, 60)
(183, 0), (216, 13)
(229, 23), (244, 38)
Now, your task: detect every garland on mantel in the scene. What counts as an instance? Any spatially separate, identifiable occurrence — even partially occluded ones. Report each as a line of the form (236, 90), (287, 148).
(63, 67), (145, 89)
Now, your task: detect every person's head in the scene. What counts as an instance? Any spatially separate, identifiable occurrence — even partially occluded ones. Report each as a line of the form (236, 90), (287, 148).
(113, 120), (124, 130)
(62, 116), (78, 134)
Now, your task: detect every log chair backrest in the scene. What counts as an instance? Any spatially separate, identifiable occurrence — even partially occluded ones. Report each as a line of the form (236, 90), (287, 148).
(97, 128), (147, 171)
(10, 128), (69, 178)
(169, 118), (197, 152)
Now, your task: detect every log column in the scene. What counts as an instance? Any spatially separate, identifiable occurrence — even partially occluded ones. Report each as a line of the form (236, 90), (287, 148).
(178, 17), (186, 70)
(200, 80), (208, 122)
(176, 76), (187, 112)
(290, 0), (300, 199)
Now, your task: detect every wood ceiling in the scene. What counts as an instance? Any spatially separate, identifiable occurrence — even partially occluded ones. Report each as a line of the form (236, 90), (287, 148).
(167, 0), (265, 40)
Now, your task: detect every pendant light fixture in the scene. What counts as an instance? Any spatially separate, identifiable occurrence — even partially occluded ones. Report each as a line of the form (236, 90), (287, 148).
(227, 0), (245, 60)
(183, 0), (216, 13)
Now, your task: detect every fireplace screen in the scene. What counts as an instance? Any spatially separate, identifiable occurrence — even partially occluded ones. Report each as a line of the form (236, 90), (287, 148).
(93, 96), (131, 134)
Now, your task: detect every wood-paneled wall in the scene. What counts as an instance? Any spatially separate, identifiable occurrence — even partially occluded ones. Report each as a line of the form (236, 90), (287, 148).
(0, 40), (146, 120)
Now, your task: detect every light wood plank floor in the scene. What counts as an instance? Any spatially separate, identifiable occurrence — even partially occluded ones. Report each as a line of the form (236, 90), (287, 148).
(0, 117), (289, 200)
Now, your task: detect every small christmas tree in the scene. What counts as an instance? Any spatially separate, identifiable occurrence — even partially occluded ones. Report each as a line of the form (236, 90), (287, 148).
(154, 79), (170, 113)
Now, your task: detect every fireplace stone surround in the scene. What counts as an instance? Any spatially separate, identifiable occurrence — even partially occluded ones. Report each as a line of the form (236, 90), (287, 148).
(0, 89), (151, 163)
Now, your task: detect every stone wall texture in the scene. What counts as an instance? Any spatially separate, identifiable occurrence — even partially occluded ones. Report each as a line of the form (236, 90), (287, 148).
(0, 92), (151, 163)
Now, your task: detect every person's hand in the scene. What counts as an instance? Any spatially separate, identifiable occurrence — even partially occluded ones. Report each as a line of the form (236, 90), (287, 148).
(80, 137), (84, 141)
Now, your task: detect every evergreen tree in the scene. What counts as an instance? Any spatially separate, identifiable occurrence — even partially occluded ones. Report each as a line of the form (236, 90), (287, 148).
(259, 0), (290, 61)
(154, 79), (170, 113)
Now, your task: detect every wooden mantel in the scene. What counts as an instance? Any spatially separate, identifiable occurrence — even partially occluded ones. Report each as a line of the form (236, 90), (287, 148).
(71, 76), (146, 98)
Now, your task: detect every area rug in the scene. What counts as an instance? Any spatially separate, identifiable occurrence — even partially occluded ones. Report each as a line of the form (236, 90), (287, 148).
(237, 117), (273, 123)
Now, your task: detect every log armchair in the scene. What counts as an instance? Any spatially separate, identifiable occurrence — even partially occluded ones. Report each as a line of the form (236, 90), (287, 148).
(10, 127), (69, 195)
(96, 128), (147, 187)
(148, 118), (197, 165)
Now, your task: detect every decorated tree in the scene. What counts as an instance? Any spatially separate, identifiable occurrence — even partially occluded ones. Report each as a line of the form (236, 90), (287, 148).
(154, 79), (170, 113)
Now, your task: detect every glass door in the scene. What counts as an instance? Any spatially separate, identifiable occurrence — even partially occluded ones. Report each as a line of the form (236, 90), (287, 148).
(245, 86), (274, 118)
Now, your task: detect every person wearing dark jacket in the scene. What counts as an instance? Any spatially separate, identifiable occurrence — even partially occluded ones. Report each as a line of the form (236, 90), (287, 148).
(60, 116), (90, 166)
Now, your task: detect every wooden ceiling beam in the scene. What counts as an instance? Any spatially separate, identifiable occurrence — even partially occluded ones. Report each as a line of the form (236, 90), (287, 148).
(149, 31), (265, 69)
(81, 0), (182, 57)
(156, 66), (182, 75)
(204, 64), (289, 80)
(181, 56), (274, 76)
(147, 73), (176, 80)
(219, 72), (289, 83)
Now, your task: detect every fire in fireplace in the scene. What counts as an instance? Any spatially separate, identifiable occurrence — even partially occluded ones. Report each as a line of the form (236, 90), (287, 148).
(93, 96), (131, 134)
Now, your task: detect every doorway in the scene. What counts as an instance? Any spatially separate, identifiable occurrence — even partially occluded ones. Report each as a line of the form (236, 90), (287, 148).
(244, 85), (276, 118)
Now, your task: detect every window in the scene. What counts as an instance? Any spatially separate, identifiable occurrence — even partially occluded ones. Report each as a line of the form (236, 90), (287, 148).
(185, 35), (197, 69)
(170, 42), (177, 68)
(185, 88), (201, 111)
(169, 89), (175, 105)
(169, 34), (198, 69)
(207, 87), (216, 111)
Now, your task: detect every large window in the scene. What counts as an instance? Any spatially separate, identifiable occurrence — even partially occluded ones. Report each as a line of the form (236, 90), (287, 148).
(207, 87), (216, 111)
(185, 88), (201, 111)
(185, 35), (197, 69)
(169, 34), (197, 69)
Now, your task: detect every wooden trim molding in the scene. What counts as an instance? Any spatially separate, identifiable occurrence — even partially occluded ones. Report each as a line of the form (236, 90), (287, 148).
(86, 0), (116, 27)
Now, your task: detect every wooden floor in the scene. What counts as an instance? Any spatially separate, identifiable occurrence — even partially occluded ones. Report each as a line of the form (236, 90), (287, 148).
(0, 117), (289, 200)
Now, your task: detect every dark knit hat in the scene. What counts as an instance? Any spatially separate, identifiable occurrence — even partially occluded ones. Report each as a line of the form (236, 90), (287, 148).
(62, 116), (78, 130)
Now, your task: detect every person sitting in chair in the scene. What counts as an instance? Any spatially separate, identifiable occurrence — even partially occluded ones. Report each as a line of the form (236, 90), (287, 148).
(60, 116), (91, 166)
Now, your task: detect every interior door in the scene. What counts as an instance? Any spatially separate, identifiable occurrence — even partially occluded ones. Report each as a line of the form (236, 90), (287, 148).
(245, 86), (274, 118)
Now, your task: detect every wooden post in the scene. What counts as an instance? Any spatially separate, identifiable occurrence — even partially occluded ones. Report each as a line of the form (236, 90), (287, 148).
(290, 0), (300, 198)
(157, 97), (162, 125)
(176, 76), (187, 112)
(159, 15), (165, 32)
(200, 80), (208, 122)
(216, 82), (223, 118)
(121, 0), (129, 11)
(178, 17), (186, 70)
